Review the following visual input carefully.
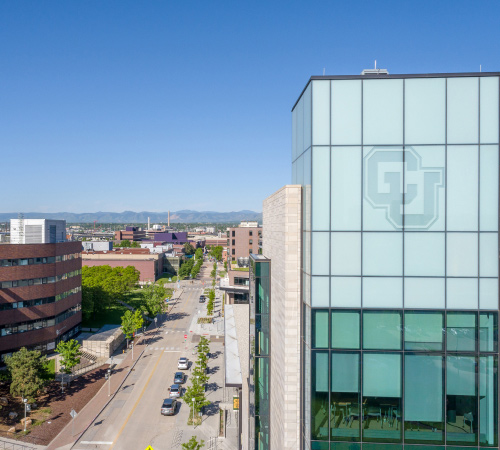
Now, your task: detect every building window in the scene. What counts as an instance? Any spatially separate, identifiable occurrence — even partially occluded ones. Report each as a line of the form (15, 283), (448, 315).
(232, 230), (235, 237)
(249, 231), (253, 236)
(249, 239), (253, 245)
(232, 249), (235, 255)
(232, 239), (235, 245)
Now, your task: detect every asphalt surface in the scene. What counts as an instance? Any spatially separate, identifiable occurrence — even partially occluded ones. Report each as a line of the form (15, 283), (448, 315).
(72, 283), (205, 450)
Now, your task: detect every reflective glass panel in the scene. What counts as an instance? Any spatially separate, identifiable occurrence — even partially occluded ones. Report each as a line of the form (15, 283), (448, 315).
(312, 277), (329, 307)
(331, 232), (361, 276)
(312, 80), (330, 145)
(312, 351), (330, 440)
(312, 147), (330, 230)
(479, 356), (498, 447)
(304, 84), (312, 150)
(447, 278), (479, 310)
(313, 310), (329, 349)
(331, 277), (361, 308)
(362, 233), (402, 276)
(363, 311), (402, 350)
(447, 77), (479, 144)
(331, 80), (361, 145)
(331, 352), (360, 441)
(404, 354), (444, 443)
(480, 312), (498, 353)
(362, 353), (402, 442)
(404, 311), (444, 351)
(331, 311), (360, 349)
(480, 278), (498, 310)
(480, 77), (499, 144)
(480, 145), (499, 231)
(446, 355), (478, 445)
(447, 312), (477, 352)
(362, 277), (403, 308)
(404, 278), (445, 309)
(480, 233), (498, 277)
(312, 232), (330, 275)
(447, 233), (478, 277)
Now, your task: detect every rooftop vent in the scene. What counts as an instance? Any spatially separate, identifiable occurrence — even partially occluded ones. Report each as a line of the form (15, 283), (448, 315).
(361, 60), (389, 75)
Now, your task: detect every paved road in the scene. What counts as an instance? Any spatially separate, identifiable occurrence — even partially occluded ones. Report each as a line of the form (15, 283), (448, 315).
(70, 264), (225, 450)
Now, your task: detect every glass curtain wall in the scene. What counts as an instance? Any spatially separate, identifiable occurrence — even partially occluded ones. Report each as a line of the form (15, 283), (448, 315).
(249, 255), (271, 450)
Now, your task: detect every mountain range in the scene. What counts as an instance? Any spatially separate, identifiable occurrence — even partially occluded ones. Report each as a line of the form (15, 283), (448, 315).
(0, 210), (262, 224)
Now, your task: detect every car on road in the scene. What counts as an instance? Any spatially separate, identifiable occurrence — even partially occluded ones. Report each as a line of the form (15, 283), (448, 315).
(169, 384), (181, 398)
(174, 372), (185, 384)
(178, 357), (189, 370)
(199, 295), (206, 303)
(161, 398), (177, 415)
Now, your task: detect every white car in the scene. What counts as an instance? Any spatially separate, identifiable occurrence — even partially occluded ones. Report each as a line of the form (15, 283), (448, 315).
(177, 357), (189, 370)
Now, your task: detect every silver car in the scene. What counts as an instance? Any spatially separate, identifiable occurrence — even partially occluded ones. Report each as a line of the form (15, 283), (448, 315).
(169, 384), (181, 398)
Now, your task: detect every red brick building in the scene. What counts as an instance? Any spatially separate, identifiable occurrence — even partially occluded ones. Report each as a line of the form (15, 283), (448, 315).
(0, 242), (82, 359)
(226, 222), (262, 262)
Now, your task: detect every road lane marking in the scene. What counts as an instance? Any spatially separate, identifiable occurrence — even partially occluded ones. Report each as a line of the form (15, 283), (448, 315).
(80, 442), (113, 445)
(164, 350), (181, 352)
(109, 343), (165, 450)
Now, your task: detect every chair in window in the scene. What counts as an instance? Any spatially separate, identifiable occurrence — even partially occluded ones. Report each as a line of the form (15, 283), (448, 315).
(464, 412), (473, 433)
(391, 408), (401, 430)
(330, 403), (338, 427)
(348, 405), (361, 427)
(366, 406), (383, 427)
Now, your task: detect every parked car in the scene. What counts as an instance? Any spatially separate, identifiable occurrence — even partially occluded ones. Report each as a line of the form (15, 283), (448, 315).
(161, 398), (177, 415)
(174, 372), (185, 384)
(178, 357), (189, 370)
(199, 295), (206, 303)
(169, 384), (181, 398)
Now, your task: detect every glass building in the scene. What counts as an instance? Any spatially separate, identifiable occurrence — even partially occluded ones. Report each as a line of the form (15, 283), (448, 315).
(292, 73), (500, 450)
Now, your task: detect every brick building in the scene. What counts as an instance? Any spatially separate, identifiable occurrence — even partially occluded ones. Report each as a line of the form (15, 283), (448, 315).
(226, 222), (262, 263)
(0, 241), (82, 360)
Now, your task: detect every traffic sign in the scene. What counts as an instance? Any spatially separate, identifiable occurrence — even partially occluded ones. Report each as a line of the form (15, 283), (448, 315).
(184, 334), (187, 339)
(70, 409), (77, 419)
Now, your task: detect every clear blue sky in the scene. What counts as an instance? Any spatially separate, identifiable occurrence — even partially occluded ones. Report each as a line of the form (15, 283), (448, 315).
(1, 1), (499, 213)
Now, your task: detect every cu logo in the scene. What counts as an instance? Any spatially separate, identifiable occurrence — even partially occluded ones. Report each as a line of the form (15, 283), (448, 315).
(363, 147), (445, 230)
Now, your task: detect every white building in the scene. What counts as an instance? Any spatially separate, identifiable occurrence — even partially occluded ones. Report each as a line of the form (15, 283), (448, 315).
(10, 219), (66, 244)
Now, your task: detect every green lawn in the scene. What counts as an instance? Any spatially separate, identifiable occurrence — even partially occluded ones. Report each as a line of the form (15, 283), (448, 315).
(43, 359), (56, 380)
(232, 267), (249, 272)
(156, 273), (178, 284)
(82, 303), (131, 328)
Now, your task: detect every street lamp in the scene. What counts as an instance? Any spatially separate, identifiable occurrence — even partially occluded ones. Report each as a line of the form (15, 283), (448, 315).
(23, 398), (27, 432)
(106, 369), (112, 396)
(130, 342), (134, 360)
(192, 398), (196, 428)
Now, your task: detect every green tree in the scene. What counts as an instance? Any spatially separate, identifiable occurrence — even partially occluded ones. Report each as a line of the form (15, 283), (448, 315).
(130, 241), (140, 248)
(209, 246), (223, 261)
(142, 283), (167, 317)
(178, 258), (195, 280)
(224, 261), (227, 270)
(184, 378), (210, 422)
(4, 348), (47, 403)
(195, 248), (203, 260)
(133, 309), (144, 333)
(121, 310), (135, 348)
(117, 239), (131, 247)
(207, 289), (215, 316)
(182, 436), (205, 450)
(184, 242), (196, 255)
(56, 339), (82, 376)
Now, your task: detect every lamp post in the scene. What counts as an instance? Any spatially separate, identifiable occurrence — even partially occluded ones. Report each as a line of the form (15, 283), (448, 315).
(106, 369), (111, 396)
(192, 398), (195, 428)
(23, 398), (27, 432)
(131, 342), (134, 360)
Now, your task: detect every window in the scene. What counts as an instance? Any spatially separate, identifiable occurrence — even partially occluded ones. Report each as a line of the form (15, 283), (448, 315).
(232, 239), (235, 245)
(363, 311), (402, 350)
(404, 311), (443, 351)
(249, 231), (253, 236)
(249, 239), (253, 245)
(447, 312), (476, 352)
(331, 311), (360, 349)
(232, 230), (235, 237)
(232, 249), (235, 255)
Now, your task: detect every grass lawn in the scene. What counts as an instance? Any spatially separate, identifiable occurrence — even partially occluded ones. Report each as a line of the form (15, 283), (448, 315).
(156, 273), (178, 284)
(44, 359), (55, 380)
(81, 303), (130, 328)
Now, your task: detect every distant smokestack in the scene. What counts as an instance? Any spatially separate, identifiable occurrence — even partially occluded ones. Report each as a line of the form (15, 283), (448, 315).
(148, 217), (150, 230)
(168, 211), (170, 227)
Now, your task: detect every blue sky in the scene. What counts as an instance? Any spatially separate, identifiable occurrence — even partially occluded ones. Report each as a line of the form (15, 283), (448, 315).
(1, 1), (499, 213)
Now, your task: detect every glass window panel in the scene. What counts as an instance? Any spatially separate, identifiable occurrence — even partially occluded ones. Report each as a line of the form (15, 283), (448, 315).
(447, 312), (477, 352)
(480, 278), (499, 310)
(447, 233), (478, 277)
(312, 232), (330, 275)
(331, 311), (360, 349)
(331, 80), (361, 145)
(363, 311), (402, 350)
(312, 351), (330, 440)
(404, 311), (444, 351)
(480, 312), (498, 352)
(363, 147), (403, 230)
(447, 278), (479, 310)
(330, 443), (361, 450)
(255, 357), (269, 417)
(479, 356), (498, 447)
(331, 147), (361, 230)
(446, 355), (478, 445)
(292, 104), (297, 161)
(447, 145), (479, 231)
(480, 233), (498, 277)
(405, 78), (446, 144)
(447, 77), (479, 144)
(404, 354), (444, 443)
(404, 277), (445, 309)
(304, 84), (312, 151)
(312, 147), (330, 230)
(480, 145), (499, 231)
(404, 145), (446, 231)
(297, 98), (304, 155)
(303, 230), (311, 274)
(363, 232), (402, 276)
(331, 232), (360, 276)
(362, 353), (402, 442)
(363, 79), (403, 145)
(480, 77), (499, 144)
(312, 277), (329, 307)
(312, 310), (329, 349)
(331, 353), (360, 441)
(331, 277), (361, 308)
(362, 277), (403, 308)
(312, 80), (330, 145)
(311, 442), (329, 450)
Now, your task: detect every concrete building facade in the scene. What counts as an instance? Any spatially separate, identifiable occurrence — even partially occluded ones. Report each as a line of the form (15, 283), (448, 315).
(10, 219), (66, 244)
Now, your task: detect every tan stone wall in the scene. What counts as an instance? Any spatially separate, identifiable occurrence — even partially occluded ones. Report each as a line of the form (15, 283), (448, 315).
(262, 185), (301, 450)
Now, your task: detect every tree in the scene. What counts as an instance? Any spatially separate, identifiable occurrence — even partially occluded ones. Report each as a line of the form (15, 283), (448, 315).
(195, 248), (203, 260)
(224, 261), (227, 270)
(209, 246), (223, 261)
(182, 436), (205, 450)
(56, 339), (82, 376)
(184, 377), (210, 421)
(130, 241), (140, 248)
(142, 283), (167, 317)
(178, 258), (194, 280)
(4, 348), (47, 403)
(184, 242), (196, 255)
(121, 310), (135, 348)
(133, 309), (144, 333)
(117, 239), (131, 247)
(207, 289), (215, 316)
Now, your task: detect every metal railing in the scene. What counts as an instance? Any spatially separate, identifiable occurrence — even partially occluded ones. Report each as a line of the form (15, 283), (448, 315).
(0, 439), (36, 450)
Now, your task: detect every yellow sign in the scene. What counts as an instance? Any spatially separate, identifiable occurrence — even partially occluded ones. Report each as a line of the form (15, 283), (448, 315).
(233, 396), (239, 410)
(144, 446), (155, 450)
